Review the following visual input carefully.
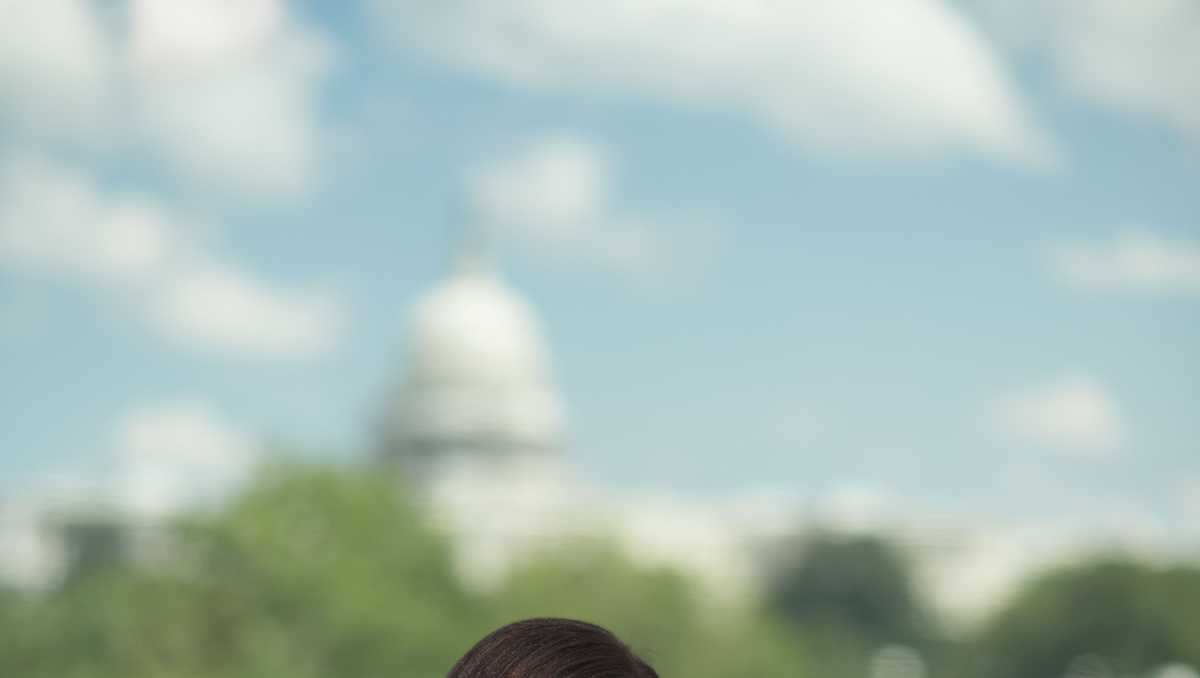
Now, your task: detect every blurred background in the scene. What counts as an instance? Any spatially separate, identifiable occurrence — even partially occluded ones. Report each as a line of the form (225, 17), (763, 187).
(1, 1), (1199, 676)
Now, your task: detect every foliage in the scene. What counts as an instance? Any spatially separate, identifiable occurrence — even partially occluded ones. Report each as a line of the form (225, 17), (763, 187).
(768, 531), (933, 646)
(967, 558), (1200, 678)
(0, 465), (809, 677)
(7, 465), (1200, 678)
(490, 543), (809, 677)
(4, 466), (482, 678)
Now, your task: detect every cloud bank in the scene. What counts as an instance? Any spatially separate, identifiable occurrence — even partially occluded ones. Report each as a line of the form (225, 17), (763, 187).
(1049, 231), (1200, 295)
(0, 0), (335, 200)
(373, 0), (1054, 165)
(469, 132), (718, 282)
(992, 373), (1123, 457)
(972, 0), (1200, 142)
(0, 156), (344, 359)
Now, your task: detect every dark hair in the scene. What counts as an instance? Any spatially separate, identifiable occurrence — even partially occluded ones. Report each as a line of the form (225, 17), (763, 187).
(447, 617), (659, 678)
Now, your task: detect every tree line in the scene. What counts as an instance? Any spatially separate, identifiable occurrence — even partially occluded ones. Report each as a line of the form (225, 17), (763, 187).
(2, 464), (1197, 677)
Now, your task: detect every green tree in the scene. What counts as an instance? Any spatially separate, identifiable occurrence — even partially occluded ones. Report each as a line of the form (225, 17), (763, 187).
(488, 542), (810, 677)
(765, 531), (936, 678)
(5, 465), (485, 678)
(183, 465), (482, 676)
(969, 559), (1200, 678)
(0, 465), (850, 677)
(769, 531), (932, 645)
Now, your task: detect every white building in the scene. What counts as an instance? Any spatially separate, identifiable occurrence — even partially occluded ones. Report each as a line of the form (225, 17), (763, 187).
(380, 244), (782, 597)
(375, 241), (1176, 624)
(382, 245), (565, 482)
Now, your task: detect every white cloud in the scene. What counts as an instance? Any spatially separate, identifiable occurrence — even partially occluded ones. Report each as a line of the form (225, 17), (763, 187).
(1049, 231), (1200, 295)
(154, 264), (343, 359)
(0, 157), (177, 284)
(0, 156), (344, 359)
(129, 0), (336, 198)
(1053, 0), (1200, 138)
(130, 0), (283, 67)
(469, 133), (716, 279)
(0, 0), (334, 201)
(0, 2), (342, 351)
(814, 482), (911, 533)
(114, 399), (256, 518)
(0, 0), (115, 141)
(472, 134), (609, 231)
(971, 0), (1200, 142)
(993, 373), (1123, 456)
(373, 0), (1052, 164)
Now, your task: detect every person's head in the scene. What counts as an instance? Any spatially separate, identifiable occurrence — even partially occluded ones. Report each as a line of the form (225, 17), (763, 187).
(447, 617), (658, 678)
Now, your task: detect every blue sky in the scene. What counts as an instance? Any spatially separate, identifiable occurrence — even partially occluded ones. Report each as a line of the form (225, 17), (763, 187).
(1, 0), (1198, 535)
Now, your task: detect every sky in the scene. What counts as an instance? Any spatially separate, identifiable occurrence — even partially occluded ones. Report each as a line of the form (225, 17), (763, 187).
(1, 0), (1198, 552)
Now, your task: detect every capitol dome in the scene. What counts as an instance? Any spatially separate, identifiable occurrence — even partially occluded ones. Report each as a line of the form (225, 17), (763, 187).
(386, 253), (565, 466)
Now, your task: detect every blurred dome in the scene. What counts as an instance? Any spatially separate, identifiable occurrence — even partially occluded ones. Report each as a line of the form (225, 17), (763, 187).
(409, 264), (549, 387)
(389, 254), (564, 458)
